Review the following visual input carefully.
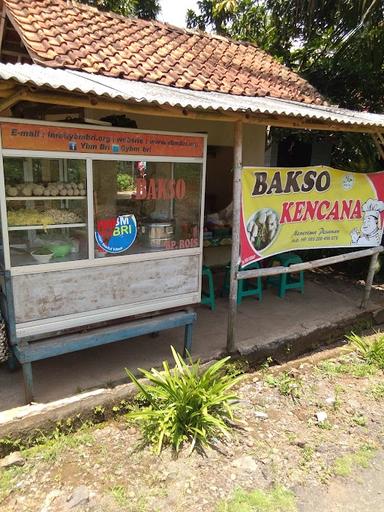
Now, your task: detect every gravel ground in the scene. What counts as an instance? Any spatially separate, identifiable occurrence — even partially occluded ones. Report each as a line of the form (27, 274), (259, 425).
(0, 342), (383, 512)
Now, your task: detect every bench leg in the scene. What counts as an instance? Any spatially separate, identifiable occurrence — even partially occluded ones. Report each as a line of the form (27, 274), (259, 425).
(183, 323), (193, 358)
(22, 362), (34, 404)
(7, 346), (18, 371)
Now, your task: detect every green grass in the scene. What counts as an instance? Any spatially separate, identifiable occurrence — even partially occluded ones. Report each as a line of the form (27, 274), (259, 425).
(333, 444), (376, 477)
(111, 485), (129, 507)
(300, 446), (314, 467)
(0, 466), (25, 503)
(316, 420), (332, 430)
(225, 359), (250, 378)
(352, 414), (367, 427)
(25, 427), (93, 462)
(317, 359), (377, 378)
(264, 372), (301, 400)
(369, 382), (384, 400)
(216, 485), (297, 512)
(347, 333), (384, 369)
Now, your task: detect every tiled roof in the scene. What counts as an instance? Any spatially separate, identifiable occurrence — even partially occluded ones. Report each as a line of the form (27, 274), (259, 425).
(3, 0), (324, 104)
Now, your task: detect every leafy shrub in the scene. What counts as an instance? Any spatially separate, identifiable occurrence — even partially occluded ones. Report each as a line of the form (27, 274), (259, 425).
(347, 332), (384, 369)
(116, 173), (135, 192)
(126, 347), (241, 453)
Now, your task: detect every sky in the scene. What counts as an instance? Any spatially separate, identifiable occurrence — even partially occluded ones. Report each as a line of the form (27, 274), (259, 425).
(158, 0), (199, 28)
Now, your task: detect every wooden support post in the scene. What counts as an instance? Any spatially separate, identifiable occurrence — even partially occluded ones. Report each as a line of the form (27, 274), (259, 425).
(183, 323), (193, 358)
(361, 252), (379, 309)
(226, 121), (243, 354)
(22, 362), (34, 404)
(6, 347), (18, 371)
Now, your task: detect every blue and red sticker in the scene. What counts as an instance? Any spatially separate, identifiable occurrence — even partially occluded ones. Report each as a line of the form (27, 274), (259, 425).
(95, 215), (137, 254)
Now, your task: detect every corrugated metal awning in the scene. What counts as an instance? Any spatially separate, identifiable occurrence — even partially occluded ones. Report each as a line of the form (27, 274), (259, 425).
(0, 62), (384, 131)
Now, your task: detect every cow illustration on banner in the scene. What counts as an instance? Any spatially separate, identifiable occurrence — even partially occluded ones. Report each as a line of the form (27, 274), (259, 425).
(240, 166), (384, 267)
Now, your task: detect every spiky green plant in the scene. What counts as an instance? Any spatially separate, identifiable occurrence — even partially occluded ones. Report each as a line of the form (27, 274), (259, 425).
(347, 332), (384, 369)
(126, 347), (242, 454)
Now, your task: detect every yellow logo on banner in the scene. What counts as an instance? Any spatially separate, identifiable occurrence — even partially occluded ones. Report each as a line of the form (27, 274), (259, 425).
(240, 166), (384, 266)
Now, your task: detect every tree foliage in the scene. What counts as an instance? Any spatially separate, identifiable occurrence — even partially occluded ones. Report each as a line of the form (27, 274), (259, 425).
(187, 1), (384, 112)
(187, 1), (384, 171)
(79, 0), (160, 19)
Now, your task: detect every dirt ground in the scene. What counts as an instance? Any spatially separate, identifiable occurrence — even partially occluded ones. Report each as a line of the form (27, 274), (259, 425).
(1, 340), (384, 512)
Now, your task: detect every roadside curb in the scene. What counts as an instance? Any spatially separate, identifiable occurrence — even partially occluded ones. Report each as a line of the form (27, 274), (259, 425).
(1, 306), (383, 449)
(240, 308), (375, 364)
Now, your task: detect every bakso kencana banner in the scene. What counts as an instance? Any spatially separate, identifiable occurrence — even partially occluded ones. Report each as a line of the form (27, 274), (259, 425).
(240, 166), (384, 267)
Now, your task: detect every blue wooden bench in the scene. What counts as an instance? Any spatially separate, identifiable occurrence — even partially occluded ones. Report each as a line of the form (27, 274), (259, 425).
(11, 310), (197, 403)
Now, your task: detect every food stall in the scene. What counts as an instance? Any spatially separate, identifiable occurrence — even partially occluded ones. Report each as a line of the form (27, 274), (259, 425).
(0, 118), (206, 399)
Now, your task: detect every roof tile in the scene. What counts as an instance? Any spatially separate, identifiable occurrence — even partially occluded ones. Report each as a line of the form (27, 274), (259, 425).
(3, 0), (324, 104)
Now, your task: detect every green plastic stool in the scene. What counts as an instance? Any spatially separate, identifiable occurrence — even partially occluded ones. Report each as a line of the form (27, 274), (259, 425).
(267, 252), (304, 298)
(222, 261), (262, 305)
(201, 265), (216, 310)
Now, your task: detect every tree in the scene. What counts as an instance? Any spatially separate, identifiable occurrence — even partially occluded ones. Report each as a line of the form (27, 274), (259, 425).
(79, 0), (160, 19)
(187, 0), (384, 170)
(187, 1), (384, 112)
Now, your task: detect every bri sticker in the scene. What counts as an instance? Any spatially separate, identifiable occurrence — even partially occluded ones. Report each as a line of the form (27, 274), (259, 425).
(95, 215), (137, 254)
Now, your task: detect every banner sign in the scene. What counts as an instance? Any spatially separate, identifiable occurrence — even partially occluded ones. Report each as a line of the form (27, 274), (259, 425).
(0, 122), (205, 158)
(241, 166), (384, 266)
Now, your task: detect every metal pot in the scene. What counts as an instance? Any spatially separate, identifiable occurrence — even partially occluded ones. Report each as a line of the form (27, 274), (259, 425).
(142, 222), (174, 249)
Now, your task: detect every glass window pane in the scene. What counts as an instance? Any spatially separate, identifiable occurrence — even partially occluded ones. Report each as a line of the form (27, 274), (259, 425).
(4, 157), (88, 267)
(93, 160), (202, 257)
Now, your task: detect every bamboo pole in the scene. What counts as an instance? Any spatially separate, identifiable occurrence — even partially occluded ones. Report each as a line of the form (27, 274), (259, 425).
(361, 252), (380, 309)
(237, 246), (384, 280)
(226, 120), (243, 354)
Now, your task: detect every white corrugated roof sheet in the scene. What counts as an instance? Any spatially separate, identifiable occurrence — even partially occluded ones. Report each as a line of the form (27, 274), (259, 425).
(0, 63), (383, 130)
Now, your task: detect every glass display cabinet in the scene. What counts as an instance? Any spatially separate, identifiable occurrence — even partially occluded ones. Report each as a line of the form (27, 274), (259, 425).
(0, 119), (206, 341)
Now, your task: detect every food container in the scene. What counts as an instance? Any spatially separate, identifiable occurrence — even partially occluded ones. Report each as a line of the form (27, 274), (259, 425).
(142, 222), (174, 249)
(31, 249), (53, 264)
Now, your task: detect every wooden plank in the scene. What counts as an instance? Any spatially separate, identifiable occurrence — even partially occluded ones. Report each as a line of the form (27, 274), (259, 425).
(237, 246), (384, 280)
(13, 255), (200, 323)
(226, 121), (242, 353)
(0, 89), (27, 113)
(14, 311), (197, 363)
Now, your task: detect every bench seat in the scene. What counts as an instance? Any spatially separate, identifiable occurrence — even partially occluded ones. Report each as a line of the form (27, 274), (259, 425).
(12, 310), (197, 403)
